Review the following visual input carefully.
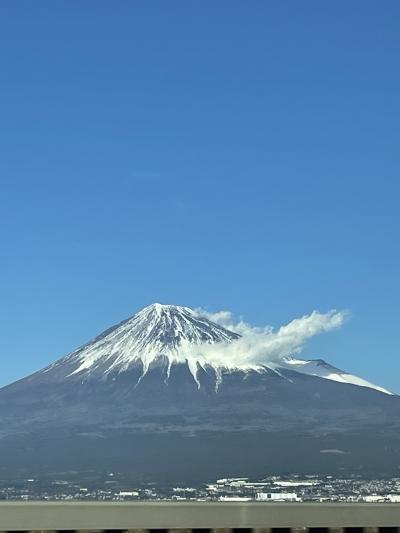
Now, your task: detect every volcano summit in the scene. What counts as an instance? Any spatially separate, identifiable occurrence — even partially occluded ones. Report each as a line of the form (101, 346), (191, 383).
(0, 303), (399, 482)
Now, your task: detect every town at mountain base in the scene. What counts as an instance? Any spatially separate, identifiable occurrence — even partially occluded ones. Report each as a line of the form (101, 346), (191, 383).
(0, 303), (399, 482)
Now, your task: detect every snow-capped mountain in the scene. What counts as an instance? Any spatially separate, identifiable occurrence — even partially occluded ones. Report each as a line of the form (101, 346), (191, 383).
(39, 303), (390, 395)
(0, 302), (399, 482)
(45, 303), (240, 384)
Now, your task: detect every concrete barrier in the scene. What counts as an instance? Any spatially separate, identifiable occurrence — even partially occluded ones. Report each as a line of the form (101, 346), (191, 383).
(0, 502), (399, 531)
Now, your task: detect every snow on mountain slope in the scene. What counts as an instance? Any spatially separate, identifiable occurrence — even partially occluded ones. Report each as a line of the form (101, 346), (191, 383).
(279, 357), (393, 395)
(46, 303), (241, 383)
(42, 303), (391, 395)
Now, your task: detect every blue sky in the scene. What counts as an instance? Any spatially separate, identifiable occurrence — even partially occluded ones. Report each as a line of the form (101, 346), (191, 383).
(0, 1), (399, 391)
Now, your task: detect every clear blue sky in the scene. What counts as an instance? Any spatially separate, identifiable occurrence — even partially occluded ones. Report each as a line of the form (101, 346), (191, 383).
(0, 1), (399, 391)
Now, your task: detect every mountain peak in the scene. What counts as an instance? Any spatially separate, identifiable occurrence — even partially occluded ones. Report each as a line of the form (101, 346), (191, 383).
(55, 303), (240, 382)
(137, 302), (193, 317)
(133, 302), (239, 346)
(141, 302), (185, 310)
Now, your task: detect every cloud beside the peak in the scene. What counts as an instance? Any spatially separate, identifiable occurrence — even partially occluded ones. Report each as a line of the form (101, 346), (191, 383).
(190, 307), (348, 368)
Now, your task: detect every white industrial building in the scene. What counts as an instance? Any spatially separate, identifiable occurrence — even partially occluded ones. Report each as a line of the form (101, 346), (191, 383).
(256, 492), (301, 502)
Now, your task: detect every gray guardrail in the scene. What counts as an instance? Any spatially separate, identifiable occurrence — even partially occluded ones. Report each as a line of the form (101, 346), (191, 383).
(0, 502), (399, 531)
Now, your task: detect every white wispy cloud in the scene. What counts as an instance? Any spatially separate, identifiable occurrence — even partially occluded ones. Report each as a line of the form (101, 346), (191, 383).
(188, 307), (348, 368)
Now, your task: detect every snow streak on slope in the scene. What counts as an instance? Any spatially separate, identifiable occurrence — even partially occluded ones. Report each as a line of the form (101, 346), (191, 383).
(43, 303), (391, 395)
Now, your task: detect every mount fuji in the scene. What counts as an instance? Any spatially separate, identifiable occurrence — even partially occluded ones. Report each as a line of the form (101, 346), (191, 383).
(0, 303), (399, 482)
